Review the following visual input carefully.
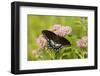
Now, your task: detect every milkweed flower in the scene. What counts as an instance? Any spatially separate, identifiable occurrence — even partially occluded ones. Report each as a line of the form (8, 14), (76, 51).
(76, 36), (88, 48)
(50, 24), (72, 37)
(32, 49), (43, 57)
(36, 35), (47, 48)
(32, 49), (38, 56)
(63, 26), (72, 35)
(54, 26), (72, 37)
(49, 24), (61, 31)
(52, 24), (61, 31)
(82, 36), (88, 43)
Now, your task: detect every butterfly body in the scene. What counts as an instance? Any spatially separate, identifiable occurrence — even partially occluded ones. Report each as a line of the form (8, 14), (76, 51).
(48, 40), (62, 51)
(42, 30), (71, 51)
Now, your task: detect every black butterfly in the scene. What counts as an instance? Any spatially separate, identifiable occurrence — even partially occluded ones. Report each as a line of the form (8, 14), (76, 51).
(42, 30), (71, 52)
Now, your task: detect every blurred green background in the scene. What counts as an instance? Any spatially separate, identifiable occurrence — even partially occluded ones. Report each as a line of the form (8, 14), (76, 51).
(28, 15), (88, 61)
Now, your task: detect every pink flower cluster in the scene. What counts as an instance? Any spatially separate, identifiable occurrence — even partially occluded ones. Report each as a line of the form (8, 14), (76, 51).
(50, 24), (72, 37)
(76, 36), (88, 48)
(32, 49), (43, 57)
(36, 35), (47, 48)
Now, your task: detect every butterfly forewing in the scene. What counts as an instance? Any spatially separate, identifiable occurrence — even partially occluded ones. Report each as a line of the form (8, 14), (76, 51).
(42, 30), (57, 40)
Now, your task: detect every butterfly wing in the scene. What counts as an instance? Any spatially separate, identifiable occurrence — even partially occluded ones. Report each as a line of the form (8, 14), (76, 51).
(42, 30), (71, 51)
(54, 35), (71, 51)
(42, 30), (57, 41)
(58, 37), (71, 46)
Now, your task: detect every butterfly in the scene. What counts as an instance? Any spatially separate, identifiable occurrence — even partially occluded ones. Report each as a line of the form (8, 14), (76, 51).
(42, 30), (71, 52)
